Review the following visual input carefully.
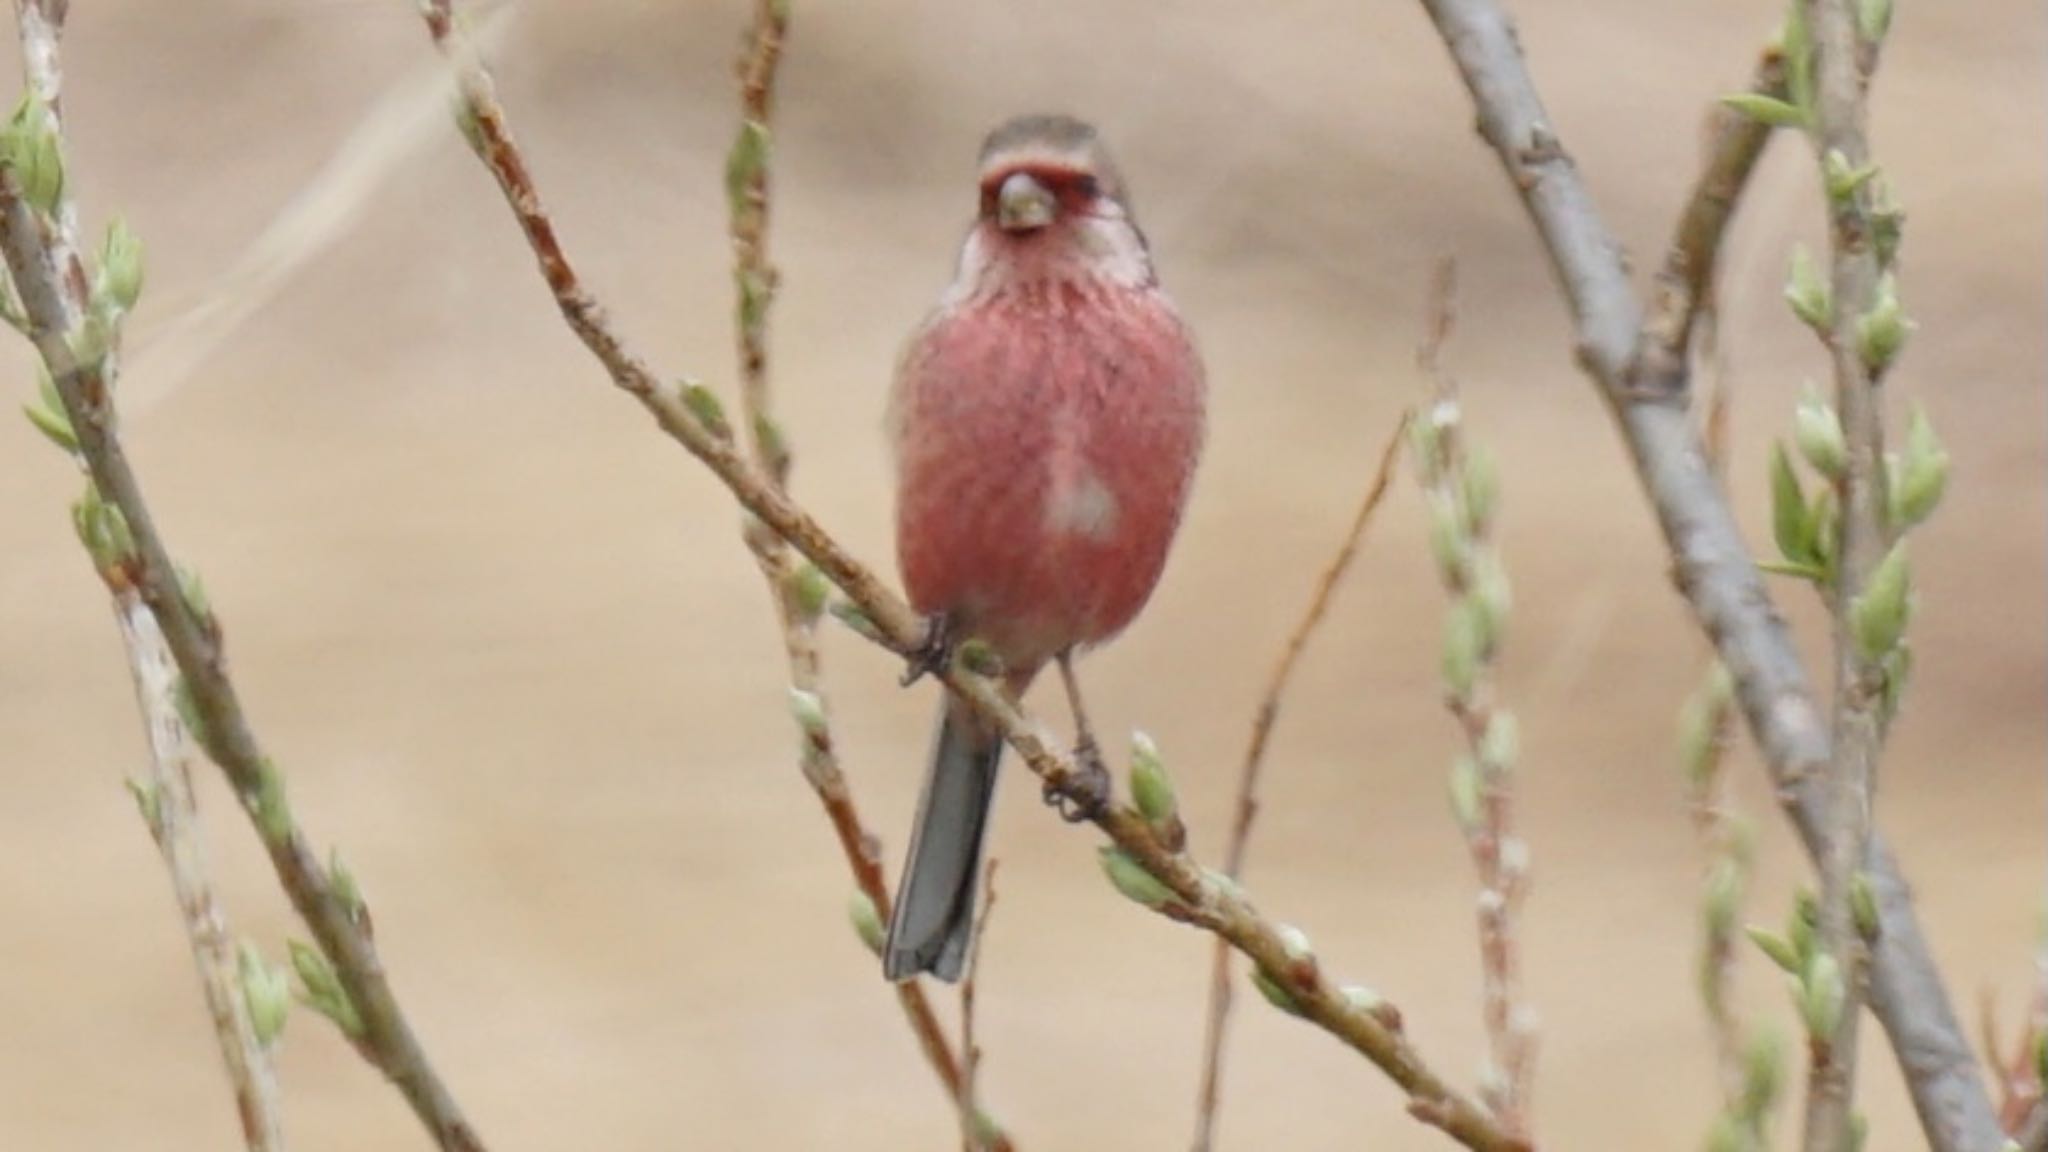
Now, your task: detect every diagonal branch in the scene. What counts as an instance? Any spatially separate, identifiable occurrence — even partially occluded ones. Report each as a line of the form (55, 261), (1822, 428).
(1, 4), (483, 1150)
(1412, 4), (2003, 1150)
(422, 5), (1522, 1149)
(1190, 411), (1409, 1152)
(717, 1), (991, 1140)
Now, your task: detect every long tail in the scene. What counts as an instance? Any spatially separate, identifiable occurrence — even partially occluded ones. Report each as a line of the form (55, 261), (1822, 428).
(883, 695), (1003, 982)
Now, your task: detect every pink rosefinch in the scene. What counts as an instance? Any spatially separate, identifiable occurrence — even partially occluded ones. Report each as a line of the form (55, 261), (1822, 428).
(882, 115), (1206, 981)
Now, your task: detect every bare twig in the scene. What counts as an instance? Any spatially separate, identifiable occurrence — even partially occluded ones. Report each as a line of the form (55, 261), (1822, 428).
(1413, 4), (2001, 1149)
(115, 594), (286, 1152)
(716, 1), (987, 1136)
(959, 861), (1000, 1152)
(1, 5), (482, 1150)
(1413, 261), (1537, 1136)
(423, 6), (1521, 1149)
(1189, 410), (1409, 1152)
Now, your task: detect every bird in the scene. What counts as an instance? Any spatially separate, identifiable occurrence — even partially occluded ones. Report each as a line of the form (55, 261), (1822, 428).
(882, 114), (1207, 982)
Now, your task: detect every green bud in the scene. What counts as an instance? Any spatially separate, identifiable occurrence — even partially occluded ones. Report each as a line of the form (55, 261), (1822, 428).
(245, 760), (293, 842)
(1448, 754), (1482, 831)
(1782, 3), (1816, 118)
(952, 638), (1004, 678)
(237, 940), (290, 1046)
(1855, 272), (1913, 372)
(1869, 186), (1905, 270)
(1890, 405), (1949, 531)
(329, 848), (364, 926)
(1097, 846), (1176, 910)
(1250, 965), (1304, 1017)
(1769, 442), (1818, 568)
(827, 598), (884, 644)
(724, 120), (770, 215)
(1856, 0), (1893, 44)
(1850, 871), (1880, 939)
(1740, 1028), (1785, 1120)
(785, 562), (830, 624)
(1127, 730), (1177, 828)
(1427, 494), (1470, 586)
(1722, 92), (1807, 129)
(971, 1112), (1009, 1152)
(1800, 950), (1846, 1038)
(1478, 711), (1519, 772)
(23, 398), (77, 453)
(1747, 925), (1801, 974)
(1407, 410), (1448, 480)
(72, 485), (135, 572)
(170, 676), (210, 754)
(1277, 923), (1314, 963)
(1851, 540), (1912, 660)
(1808, 483), (1839, 576)
(1441, 598), (1484, 700)
(1460, 442), (1500, 538)
(96, 215), (145, 315)
(679, 381), (733, 441)
(1678, 663), (1735, 790)
(1339, 983), (1383, 1013)
(287, 939), (363, 1037)
(1785, 244), (1831, 330)
(1468, 552), (1512, 648)
(787, 687), (829, 739)
(1704, 857), (1743, 941)
(175, 565), (212, 628)
(1792, 887), (1821, 954)
(751, 412), (789, 479)
(1, 95), (65, 215)
(451, 97), (487, 156)
(848, 890), (886, 957)
(1822, 150), (1877, 203)
(1794, 387), (1848, 480)
(124, 777), (162, 831)
(1845, 1113), (1869, 1152)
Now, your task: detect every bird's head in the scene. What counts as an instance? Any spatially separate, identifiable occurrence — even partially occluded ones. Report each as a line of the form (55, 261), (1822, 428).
(952, 114), (1154, 297)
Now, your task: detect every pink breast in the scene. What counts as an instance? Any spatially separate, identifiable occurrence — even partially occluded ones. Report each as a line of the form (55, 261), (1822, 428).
(891, 281), (1205, 678)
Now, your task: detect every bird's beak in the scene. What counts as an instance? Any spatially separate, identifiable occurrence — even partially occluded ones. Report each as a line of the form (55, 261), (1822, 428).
(995, 171), (1056, 233)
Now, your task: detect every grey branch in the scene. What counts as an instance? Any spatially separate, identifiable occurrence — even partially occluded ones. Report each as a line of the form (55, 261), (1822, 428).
(1413, 3), (2003, 1150)
(0, 3), (484, 1150)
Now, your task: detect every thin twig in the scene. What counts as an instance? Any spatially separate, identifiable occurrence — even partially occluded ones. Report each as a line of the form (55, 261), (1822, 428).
(1413, 4), (2001, 1149)
(1797, 3), (1891, 1148)
(1413, 261), (1537, 1136)
(0, 5), (483, 1149)
(959, 861), (1000, 1152)
(115, 594), (286, 1152)
(422, 6), (1521, 1149)
(717, 1), (987, 1136)
(1189, 409), (1409, 1152)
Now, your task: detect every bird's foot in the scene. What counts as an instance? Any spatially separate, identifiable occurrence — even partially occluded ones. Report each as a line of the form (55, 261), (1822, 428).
(899, 613), (956, 688)
(1043, 734), (1111, 823)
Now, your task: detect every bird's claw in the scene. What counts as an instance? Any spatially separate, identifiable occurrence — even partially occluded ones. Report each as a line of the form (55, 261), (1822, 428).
(900, 614), (955, 687)
(1043, 734), (1111, 823)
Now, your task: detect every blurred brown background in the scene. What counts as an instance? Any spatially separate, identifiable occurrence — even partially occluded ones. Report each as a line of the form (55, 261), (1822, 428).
(0, 1), (2040, 1148)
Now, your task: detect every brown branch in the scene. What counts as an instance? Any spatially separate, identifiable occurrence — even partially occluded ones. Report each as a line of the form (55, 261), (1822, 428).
(1413, 261), (1537, 1136)
(422, 6), (1521, 1149)
(1413, 4), (2002, 1150)
(1, 5), (482, 1149)
(114, 593), (286, 1152)
(715, 1), (986, 1138)
(959, 861), (1000, 1152)
(1796, 4), (1890, 1149)
(1190, 409), (1409, 1152)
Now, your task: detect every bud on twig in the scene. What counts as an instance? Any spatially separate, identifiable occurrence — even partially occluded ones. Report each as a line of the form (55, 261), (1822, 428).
(288, 939), (363, 1037)
(1855, 272), (1912, 372)
(1127, 731), (1183, 848)
(237, 940), (290, 1047)
(1794, 387), (1849, 481)
(1800, 950), (1846, 1038)
(0, 94), (65, 215)
(95, 215), (145, 315)
(1850, 541), (1911, 660)
(848, 890), (885, 957)
(1889, 405), (1949, 531)
(1785, 244), (1831, 330)
(1097, 847), (1175, 911)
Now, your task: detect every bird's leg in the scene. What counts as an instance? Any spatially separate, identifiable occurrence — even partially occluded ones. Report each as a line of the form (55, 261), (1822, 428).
(899, 612), (957, 687)
(1044, 650), (1110, 822)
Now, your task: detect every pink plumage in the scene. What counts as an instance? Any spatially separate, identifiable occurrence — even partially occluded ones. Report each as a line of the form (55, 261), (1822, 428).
(883, 115), (1205, 982)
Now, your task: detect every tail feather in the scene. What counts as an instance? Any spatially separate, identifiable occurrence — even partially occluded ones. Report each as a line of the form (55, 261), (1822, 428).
(884, 697), (1003, 982)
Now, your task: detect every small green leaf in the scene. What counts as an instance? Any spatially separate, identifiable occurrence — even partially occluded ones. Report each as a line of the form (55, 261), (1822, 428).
(848, 890), (885, 957)
(23, 400), (77, 452)
(1851, 541), (1912, 660)
(1769, 443), (1817, 567)
(1722, 92), (1807, 129)
(1097, 847), (1175, 910)
(1747, 925), (1801, 974)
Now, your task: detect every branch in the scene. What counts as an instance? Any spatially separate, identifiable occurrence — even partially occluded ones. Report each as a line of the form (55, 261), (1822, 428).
(716, 2), (992, 1140)
(1795, 3), (1893, 1148)
(422, 6), (1521, 1149)
(1413, 4), (2003, 1150)
(1, 5), (483, 1149)
(1414, 263), (1537, 1137)
(1190, 410), (1409, 1152)
(959, 861), (1000, 1152)
(115, 593), (286, 1152)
